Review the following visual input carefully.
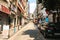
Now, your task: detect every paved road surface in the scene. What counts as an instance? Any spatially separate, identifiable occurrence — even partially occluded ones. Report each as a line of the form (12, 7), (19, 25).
(14, 22), (46, 40)
(9, 21), (60, 40)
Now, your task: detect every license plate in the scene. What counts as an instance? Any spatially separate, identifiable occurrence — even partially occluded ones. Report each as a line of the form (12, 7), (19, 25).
(55, 33), (60, 35)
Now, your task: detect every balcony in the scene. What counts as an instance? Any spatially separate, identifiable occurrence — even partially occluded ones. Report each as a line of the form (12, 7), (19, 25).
(18, 1), (24, 10)
(18, 3), (25, 13)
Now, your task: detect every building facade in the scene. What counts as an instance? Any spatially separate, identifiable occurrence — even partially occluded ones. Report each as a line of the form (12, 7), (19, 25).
(0, 0), (10, 33)
(0, 0), (28, 38)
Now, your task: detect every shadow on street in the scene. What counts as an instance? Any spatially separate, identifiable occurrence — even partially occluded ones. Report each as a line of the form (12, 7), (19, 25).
(21, 29), (60, 40)
(22, 30), (45, 40)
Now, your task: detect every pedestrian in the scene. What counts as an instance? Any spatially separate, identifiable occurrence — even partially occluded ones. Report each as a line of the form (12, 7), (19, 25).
(33, 18), (38, 29)
(45, 16), (49, 26)
(37, 14), (42, 28)
(34, 18), (38, 25)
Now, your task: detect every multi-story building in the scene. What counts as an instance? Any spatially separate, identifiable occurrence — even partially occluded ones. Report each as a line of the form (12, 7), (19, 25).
(8, 0), (28, 36)
(0, 0), (10, 32)
(8, 0), (28, 27)
(17, 0), (28, 26)
(33, 0), (43, 19)
(33, 8), (37, 19)
(0, 0), (28, 38)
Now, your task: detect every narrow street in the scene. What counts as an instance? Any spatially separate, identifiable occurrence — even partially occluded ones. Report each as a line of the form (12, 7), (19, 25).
(12, 21), (45, 40)
(10, 21), (60, 40)
(0, 0), (60, 40)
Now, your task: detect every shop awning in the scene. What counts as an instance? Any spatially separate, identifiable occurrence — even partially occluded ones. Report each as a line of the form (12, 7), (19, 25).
(0, 5), (11, 14)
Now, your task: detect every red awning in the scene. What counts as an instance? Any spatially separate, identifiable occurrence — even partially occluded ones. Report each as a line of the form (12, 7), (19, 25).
(0, 5), (10, 14)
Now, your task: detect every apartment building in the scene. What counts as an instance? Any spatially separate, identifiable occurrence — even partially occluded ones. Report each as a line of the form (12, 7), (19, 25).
(0, 0), (28, 38)
(17, 0), (28, 26)
(7, 0), (28, 36)
(0, 0), (10, 32)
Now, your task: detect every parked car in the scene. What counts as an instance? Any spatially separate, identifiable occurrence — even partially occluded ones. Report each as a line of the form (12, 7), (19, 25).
(39, 22), (60, 38)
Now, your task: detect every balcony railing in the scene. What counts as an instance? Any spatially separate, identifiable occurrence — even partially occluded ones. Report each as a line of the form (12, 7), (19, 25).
(18, 1), (24, 11)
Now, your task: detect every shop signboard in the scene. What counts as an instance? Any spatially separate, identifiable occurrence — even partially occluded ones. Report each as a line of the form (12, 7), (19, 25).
(2, 25), (9, 38)
(2, 5), (10, 14)
(0, 4), (10, 14)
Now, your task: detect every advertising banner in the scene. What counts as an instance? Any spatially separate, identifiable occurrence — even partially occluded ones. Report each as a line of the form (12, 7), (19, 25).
(2, 25), (9, 38)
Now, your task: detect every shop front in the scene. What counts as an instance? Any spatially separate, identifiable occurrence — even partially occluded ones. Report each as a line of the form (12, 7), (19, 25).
(0, 4), (10, 34)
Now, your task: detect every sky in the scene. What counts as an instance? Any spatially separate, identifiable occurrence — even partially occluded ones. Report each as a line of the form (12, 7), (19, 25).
(28, 0), (36, 13)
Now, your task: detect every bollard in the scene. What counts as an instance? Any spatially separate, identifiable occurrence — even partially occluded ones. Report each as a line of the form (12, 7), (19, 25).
(14, 27), (16, 33)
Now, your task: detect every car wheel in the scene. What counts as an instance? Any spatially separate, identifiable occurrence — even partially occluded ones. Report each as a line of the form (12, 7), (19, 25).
(52, 33), (54, 37)
(43, 32), (47, 38)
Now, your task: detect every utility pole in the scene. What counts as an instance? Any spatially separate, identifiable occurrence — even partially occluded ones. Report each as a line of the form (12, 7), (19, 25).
(14, 0), (18, 33)
(28, 1), (30, 21)
(37, 0), (38, 18)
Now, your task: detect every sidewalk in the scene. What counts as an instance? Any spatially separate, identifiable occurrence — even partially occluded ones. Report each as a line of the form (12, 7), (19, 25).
(8, 21), (46, 40)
